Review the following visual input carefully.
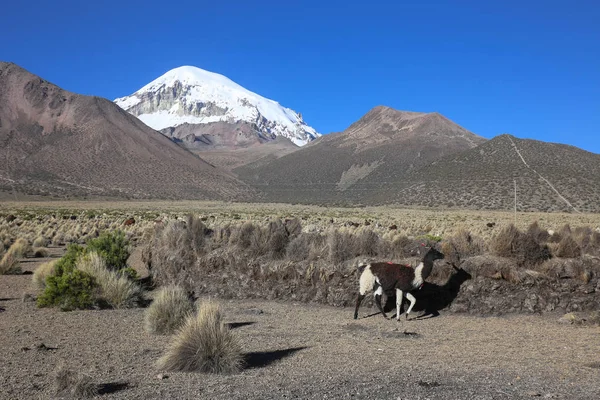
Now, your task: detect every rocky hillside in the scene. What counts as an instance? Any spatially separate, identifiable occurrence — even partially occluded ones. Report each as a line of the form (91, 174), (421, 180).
(398, 134), (600, 212)
(0, 62), (258, 200)
(235, 106), (487, 204)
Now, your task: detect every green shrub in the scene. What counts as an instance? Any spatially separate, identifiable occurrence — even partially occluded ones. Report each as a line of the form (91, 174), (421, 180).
(77, 252), (141, 309)
(86, 230), (130, 271)
(54, 244), (86, 276)
(37, 269), (98, 311)
(37, 243), (97, 310)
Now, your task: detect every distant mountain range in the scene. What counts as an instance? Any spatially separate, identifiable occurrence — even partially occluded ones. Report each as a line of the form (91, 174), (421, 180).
(114, 66), (320, 149)
(235, 106), (487, 203)
(2, 61), (599, 212)
(0, 62), (257, 201)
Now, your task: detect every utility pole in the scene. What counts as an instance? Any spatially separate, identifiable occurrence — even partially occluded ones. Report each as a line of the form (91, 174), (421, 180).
(514, 179), (517, 225)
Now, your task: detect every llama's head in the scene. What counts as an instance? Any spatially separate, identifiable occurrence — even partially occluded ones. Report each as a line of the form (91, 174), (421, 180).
(422, 245), (445, 263)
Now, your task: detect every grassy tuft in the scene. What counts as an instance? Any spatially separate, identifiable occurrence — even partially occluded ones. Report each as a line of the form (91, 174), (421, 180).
(157, 301), (242, 373)
(145, 285), (195, 335)
(54, 363), (98, 398)
(32, 260), (57, 290)
(77, 252), (142, 309)
(0, 238), (30, 274)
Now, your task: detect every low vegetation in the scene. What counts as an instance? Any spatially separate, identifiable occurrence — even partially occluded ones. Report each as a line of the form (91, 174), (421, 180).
(144, 285), (195, 334)
(32, 260), (57, 289)
(54, 363), (98, 398)
(0, 238), (31, 274)
(77, 252), (142, 309)
(157, 300), (242, 373)
(36, 232), (143, 311)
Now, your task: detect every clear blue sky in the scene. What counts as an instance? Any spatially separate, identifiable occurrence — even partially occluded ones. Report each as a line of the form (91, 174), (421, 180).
(2, 0), (599, 153)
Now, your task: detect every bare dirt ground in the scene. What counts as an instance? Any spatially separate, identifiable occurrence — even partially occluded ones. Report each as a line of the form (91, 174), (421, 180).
(2, 251), (600, 400)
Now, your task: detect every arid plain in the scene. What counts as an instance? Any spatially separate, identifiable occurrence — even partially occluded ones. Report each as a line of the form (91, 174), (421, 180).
(1, 201), (600, 399)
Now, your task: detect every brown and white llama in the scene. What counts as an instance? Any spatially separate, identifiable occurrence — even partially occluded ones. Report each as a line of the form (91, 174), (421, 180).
(353, 246), (445, 320)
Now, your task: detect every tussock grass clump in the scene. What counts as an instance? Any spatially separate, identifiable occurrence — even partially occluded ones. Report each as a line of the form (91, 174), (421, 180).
(556, 235), (581, 258)
(157, 301), (242, 374)
(0, 238), (31, 274)
(286, 232), (324, 262)
(32, 260), (57, 289)
(77, 252), (142, 309)
(54, 363), (98, 398)
(33, 236), (49, 247)
(145, 285), (194, 335)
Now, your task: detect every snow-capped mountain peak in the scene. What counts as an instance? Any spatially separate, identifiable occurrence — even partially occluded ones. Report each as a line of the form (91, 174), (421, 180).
(114, 66), (320, 146)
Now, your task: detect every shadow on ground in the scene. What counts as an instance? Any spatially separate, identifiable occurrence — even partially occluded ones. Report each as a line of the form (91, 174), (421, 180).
(226, 321), (256, 329)
(97, 381), (129, 395)
(243, 347), (307, 369)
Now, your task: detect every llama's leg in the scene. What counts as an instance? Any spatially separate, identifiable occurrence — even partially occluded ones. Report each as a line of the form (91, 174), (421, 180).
(405, 292), (417, 320)
(354, 294), (365, 319)
(396, 289), (404, 321)
(373, 285), (388, 319)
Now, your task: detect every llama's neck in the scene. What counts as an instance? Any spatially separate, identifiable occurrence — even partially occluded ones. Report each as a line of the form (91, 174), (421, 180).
(412, 262), (425, 288)
(412, 258), (434, 288)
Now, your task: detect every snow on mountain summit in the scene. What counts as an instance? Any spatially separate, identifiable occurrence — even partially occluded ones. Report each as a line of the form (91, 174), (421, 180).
(114, 66), (320, 146)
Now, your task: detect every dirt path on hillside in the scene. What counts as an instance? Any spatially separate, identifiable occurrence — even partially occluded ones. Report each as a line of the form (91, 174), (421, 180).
(1, 255), (600, 400)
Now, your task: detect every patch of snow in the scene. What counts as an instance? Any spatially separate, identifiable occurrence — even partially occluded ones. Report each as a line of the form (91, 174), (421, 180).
(114, 66), (319, 145)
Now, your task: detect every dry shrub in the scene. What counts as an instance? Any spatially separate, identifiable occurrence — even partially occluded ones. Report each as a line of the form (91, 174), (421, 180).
(538, 257), (591, 282)
(157, 301), (242, 373)
(286, 233), (317, 262)
(229, 221), (256, 250)
(186, 214), (209, 257)
(527, 221), (549, 243)
(327, 229), (356, 264)
(32, 260), (57, 289)
(388, 234), (413, 259)
(145, 285), (195, 335)
(559, 224), (572, 237)
(248, 220), (290, 259)
(0, 238), (30, 274)
(572, 226), (592, 247)
(355, 228), (380, 257)
(555, 235), (581, 258)
(284, 218), (302, 238)
(462, 255), (523, 283)
(146, 220), (196, 288)
(490, 224), (550, 266)
(212, 224), (233, 247)
(54, 363), (98, 398)
(77, 252), (142, 308)
(441, 228), (486, 263)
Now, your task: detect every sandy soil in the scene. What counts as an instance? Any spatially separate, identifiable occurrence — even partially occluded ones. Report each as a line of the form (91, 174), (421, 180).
(1, 253), (599, 400)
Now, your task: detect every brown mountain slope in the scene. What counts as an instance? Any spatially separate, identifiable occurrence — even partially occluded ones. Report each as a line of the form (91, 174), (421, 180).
(235, 106), (486, 204)
(161, 122), (300, 170)
(0, 62), (258, 200)
(396, 134), (600, 212)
